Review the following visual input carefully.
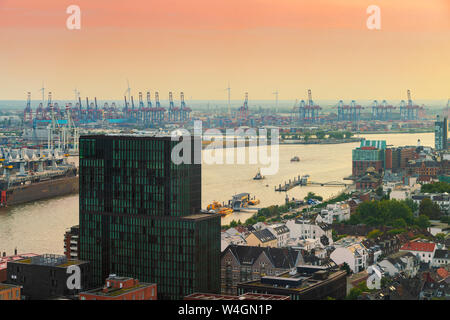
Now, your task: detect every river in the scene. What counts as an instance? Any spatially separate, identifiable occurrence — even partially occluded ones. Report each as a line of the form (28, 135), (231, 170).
(0, 132), (433, 255)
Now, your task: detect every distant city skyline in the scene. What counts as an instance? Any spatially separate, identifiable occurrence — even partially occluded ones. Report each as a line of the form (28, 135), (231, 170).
(0, 0), (449, 100)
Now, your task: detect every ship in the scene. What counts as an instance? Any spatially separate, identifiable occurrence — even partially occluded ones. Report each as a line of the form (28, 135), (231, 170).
(0, 148), (79, 207)
(290, 156), (300, 162)
(253, 168), (264, 180)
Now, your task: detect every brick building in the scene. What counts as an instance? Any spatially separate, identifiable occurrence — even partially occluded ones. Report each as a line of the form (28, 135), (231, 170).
(79, 275), (157, 300)
(221, 245), (301, 295)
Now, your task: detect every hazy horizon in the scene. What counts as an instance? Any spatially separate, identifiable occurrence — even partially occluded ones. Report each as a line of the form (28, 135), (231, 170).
(1, 0), (449, 100)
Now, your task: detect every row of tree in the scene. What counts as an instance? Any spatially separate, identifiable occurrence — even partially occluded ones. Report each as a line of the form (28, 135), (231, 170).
(347, 199), (431, 229)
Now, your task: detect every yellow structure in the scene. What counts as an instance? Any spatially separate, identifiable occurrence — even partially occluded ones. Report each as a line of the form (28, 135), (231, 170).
(245, 229), (277, 248)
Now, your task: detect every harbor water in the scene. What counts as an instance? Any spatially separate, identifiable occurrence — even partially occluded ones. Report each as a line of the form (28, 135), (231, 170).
(0, 133), (433, 255)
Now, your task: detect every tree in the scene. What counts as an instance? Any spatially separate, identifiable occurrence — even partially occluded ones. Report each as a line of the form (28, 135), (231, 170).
(415, 214), (430, 229)
(403, 198), (418, 213)
(435, 233), (446, 242)
(315, 131), (326, 139)
(341, 262), (352, 275)
(367, 229), (383, 239)
(392, 218), (407, 229)
(419, 198), (442, 220)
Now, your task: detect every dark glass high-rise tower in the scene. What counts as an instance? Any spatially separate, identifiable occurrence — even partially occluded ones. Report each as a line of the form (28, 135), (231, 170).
(78, 134), (220, 300)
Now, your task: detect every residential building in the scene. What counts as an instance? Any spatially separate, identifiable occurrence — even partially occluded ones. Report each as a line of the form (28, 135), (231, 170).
(330, 237), (369, 273)
(285, 218), (333, 245)
(80, 275), (157, 300)
(6, 254), (91, 300)
(78, 134), (221, 300)
(377, 251), (420, 278)
(245, 229), (277, 247)
(237, 266), (347, 300)
(266, 224), (290, 247)
(220, 245), (301, 295)
(64, 225), (79, 260)
(0, 283), (21, 300)
(399, 241), (436, 264)
(431, 249), (449, 267)
(318, 203), (350, 224)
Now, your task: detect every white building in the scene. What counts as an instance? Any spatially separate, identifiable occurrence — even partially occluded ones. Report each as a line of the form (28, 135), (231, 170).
(317, 203), (350, 224)
(399, 241), (436, 264)
(431, 249), (450, 267)
(366, 265), (383, 290)
(330, 237), (369, 273)
(267, 224), (290, 248)
(377, 251), (420, 278)
(285, 219), (333, 245)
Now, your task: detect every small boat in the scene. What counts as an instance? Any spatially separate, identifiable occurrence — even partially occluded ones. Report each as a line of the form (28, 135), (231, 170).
(290, 156), (300, 162)
(253, 168), (265, 180)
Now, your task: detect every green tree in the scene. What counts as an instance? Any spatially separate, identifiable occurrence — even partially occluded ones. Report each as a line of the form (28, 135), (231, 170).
(367, 229), (383, 239)
(419, 198), (442, 220)
(435, 233), (446, 242)
(403, 198), (418, 213)
(415, 214), (430, 229)
(315, 131), (326, 139)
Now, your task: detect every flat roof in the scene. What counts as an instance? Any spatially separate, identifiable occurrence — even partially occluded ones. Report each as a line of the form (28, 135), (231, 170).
(239, 270), (346, 293)
(81, 282), (155, 298)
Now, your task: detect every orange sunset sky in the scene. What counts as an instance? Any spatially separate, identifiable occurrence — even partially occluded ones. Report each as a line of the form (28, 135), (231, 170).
(0, 0), (449, 101)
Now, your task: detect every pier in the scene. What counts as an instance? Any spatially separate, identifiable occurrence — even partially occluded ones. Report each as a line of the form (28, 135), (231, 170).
(275, 175), (350, 192)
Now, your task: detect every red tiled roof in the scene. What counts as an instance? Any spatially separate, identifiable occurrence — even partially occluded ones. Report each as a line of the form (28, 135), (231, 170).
(400, 242), (435, 252)
(436, 268), (449, 279)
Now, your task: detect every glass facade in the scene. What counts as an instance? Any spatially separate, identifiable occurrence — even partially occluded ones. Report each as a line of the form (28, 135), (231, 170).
(79, 135), (220, 300)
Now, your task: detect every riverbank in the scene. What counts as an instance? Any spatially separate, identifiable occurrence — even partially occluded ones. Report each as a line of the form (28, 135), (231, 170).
(281, 137), (361, 145)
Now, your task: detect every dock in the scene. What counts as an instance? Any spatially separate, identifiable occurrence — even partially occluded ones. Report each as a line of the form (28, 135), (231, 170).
(275, 175), (350, 192)
(275, 175), (308, 192)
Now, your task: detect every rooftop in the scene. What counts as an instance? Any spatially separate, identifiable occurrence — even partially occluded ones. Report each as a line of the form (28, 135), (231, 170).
(239, 269), (346, 293)
(400, 241), (436, 253)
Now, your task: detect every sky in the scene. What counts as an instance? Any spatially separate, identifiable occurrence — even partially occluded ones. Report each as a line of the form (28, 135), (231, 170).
(0, 0), (449, 101)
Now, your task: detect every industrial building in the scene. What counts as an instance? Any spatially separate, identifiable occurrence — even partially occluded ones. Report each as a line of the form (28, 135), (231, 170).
(78, 134), (221, 300)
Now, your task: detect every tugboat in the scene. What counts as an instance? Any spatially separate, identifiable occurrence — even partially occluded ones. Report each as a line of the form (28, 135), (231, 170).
(290, 156), (300, 162)
(253, 168), (265, 180)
